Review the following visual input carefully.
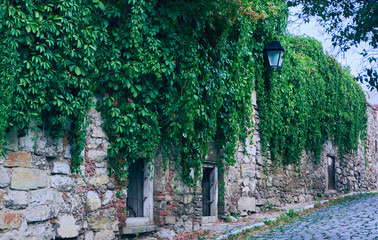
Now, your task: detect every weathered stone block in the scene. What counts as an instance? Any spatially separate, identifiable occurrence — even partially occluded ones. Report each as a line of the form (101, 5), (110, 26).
(56, 214), (80, 238)
(5, 152), (32, 167)
(88, 175), (109, 187)
(241, 164), (255, 178)
(0, 167), (11, 188)
(0, 213), (21, 230)
(86, 191), (101, 212)
(50, 175), (74, 192)
(87, 150), (108, 162)
(89, 217), (111, 230)
(91, 129), (107, 138)
(102, 190), (113, 206)
(11, 168), (47, 190)
(29, 189), (56, 206)
(85, 231), (94, 240)
(52, 160), (70, 175)
(94, 230), (115, 240)
(4, 191), (28, 209)
(238, 197), (256, 213)
(23, 205), (51, 222)
(35, 129), (63, 157)
(31, 155), (48, 170)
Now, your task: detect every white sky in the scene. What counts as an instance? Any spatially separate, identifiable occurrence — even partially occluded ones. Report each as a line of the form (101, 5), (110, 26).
(287, 7), (378, 105)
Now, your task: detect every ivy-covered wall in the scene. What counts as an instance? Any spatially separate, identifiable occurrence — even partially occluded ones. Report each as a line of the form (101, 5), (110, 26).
(0, 0), (367, 186)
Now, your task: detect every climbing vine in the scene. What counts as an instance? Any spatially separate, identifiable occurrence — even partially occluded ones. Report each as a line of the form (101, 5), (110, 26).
(256, 36), (367, 166)
(0, 0), (367, 184)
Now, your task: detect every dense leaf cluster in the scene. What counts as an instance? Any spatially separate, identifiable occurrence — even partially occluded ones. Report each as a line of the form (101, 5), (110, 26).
(257, 36), (367, 166)
(0, 0), (367, 183)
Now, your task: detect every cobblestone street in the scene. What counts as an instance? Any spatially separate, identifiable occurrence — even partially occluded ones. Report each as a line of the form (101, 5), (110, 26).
(251, 194), (378, 240)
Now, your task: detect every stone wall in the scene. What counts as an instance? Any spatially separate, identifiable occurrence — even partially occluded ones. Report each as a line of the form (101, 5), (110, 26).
(222, 101), (378, 216)
(0, 108), (123, 240)
(0, 102), (377, 238)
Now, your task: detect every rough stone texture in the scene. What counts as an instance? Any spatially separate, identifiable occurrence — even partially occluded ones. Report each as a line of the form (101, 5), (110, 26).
(5, 152), (32, 168)
(0, 213), (21, 230)
(0, 102), (376, 238)
(31, 155), (48, 170)
(35, 129), (63, 157)
(5, 128), (18, 151)
(156, 228), (177, 239)
(102, 190), (113, 206)
(87, 150), (108, 162)
(86, 191), (101, 212)
(50, 175), (74, 192)
(4, 191), (28, 209)
(238, 197), (256, 214)
(29, 189), (57, 206)
(11, 168), (47, 190)
(89, 217), (111, 231)
(94, 230), (115, 240)
(51, 160), (70, 175)
(56, 214), (80, 238)
(0, 167), (11, 188)
(23, 205), (51, 222)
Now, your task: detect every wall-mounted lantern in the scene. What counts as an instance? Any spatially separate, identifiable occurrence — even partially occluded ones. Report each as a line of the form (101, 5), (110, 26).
(264, 40), (285, 69)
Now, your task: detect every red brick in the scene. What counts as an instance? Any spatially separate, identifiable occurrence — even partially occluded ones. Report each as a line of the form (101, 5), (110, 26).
(159, 210), (169, 216)
(0, 213), (21, 230)
(5, 152), (32, 167)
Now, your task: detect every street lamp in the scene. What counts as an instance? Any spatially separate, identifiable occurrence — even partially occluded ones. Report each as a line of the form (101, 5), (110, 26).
(264, 40), (285, 69)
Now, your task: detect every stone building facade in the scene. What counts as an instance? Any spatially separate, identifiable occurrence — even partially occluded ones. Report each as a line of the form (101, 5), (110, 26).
(0, 100), (377, 239)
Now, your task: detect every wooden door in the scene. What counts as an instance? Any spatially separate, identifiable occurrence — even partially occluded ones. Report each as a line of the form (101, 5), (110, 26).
(126, 159), (144, 217)
(327, 156), (335, 190)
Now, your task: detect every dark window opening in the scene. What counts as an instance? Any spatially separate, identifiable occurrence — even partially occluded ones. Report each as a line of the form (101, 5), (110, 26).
(126, 159), (144, 217)
(327, 156), (335, 190)
(202, 167), (215, 216)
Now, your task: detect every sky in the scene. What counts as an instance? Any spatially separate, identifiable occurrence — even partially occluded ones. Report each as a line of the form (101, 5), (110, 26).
(287, 7), (378, 105)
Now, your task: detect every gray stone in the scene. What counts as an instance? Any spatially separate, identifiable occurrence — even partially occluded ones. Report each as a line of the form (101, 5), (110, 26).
(50, 175), (74, 192)
(35, 129), (63, 157)
(64, 144), (72, 159)
(4, 191), (28, 209)
(23, 205), (51, 222)
(19, 128), (35, 152)
(89, 175), (109, 187)
(156, 228), (177, 240)
(89, 217), (111, 230)
(102, 190), (113, 206)
(86, 191), (101, 212)
(29, 190), (56, 206)
(56, 214), (80, 238)
(0, 167), (10, 188)
(52, 160), (70, 175)
(238, 197), (256, 213)
(31, 155), (48, 170)
(87, 150), (108, 162)
(91, 129), (107, 138)
(94, 230), (115, 240)
(5, 127), (18, 151)
(23, 223), (55, 240)
(11, 168), (47, 190)
(85, 231), (94, 240)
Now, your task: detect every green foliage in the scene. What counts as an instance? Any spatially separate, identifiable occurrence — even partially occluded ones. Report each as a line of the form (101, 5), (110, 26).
(0, 0), (367, 184)
(256, 36), (367, 166)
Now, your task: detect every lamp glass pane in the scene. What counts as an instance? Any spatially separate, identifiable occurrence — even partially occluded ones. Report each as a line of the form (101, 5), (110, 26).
(267, 50), (281, 67)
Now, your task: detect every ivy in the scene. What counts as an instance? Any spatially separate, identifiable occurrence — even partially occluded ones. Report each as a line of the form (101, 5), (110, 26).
(0, 1), (367, 184)
(256, 36), (367, 166)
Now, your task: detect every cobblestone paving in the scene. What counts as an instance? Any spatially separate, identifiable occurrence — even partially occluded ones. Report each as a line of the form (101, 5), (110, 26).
(251, 194), (378, 240)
